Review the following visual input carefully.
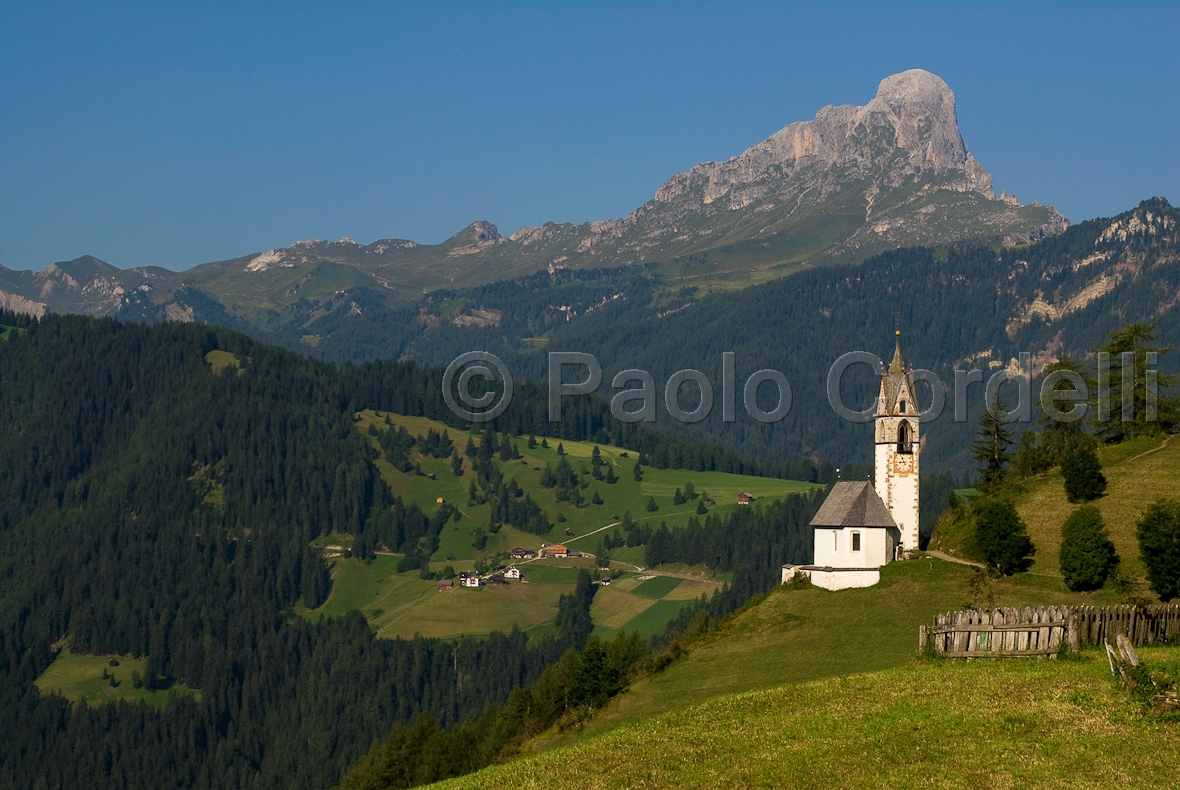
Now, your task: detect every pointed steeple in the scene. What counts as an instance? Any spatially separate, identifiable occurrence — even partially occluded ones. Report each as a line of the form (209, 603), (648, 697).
(889, 329), (905, 375)
(879, 330), (914, 416)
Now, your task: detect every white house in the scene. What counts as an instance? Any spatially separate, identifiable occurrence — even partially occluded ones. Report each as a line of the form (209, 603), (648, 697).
(458, 572), (481, 588)
(503, 566), (522, 580)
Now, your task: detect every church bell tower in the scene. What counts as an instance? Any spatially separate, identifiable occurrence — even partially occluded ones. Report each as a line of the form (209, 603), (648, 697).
(874, 331), (920, 553)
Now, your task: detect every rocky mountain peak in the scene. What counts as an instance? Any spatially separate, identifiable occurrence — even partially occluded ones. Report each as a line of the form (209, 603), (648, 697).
(864, 69), (966, 169)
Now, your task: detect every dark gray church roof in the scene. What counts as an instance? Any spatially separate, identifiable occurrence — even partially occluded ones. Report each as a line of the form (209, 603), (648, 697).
(810, 481), (897, 528)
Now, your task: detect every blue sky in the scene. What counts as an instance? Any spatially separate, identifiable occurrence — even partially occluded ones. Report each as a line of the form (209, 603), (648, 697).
(1, 1), (1177, 270)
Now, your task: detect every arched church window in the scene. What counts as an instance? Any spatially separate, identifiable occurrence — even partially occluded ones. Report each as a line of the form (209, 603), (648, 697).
(898, 421), (912, 454)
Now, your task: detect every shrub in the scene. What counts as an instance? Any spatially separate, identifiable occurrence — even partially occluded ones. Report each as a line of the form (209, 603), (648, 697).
(975, 499), (1035, 575)
(1059, 505), (1118, 591)
(1136, 498), (1180, 601)
(1061, 447), (1107, 503)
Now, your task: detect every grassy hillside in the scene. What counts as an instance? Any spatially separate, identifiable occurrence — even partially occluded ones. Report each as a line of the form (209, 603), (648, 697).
(931, 435), (1180, 583)
(429, 646), (1180, 789)
(361, 410), (818, 554)
(558, 556), (1113, 746)
(303, 411), (817, 640)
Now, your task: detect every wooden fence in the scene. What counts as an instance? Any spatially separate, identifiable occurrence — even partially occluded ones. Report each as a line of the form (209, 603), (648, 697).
(920, 604), (1180, 658)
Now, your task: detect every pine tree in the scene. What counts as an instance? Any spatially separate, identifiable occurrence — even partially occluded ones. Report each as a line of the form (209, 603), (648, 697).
(971, 390), (1014, 492)
(646, 496), (658, 513)
(556, 442), (565, 456)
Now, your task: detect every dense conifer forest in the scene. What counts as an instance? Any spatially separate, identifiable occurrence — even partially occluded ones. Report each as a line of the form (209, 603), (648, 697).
(0, 312), (825, 788)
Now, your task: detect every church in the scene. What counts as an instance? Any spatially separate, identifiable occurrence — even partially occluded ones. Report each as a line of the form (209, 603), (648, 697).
(783, 332), (921, 590)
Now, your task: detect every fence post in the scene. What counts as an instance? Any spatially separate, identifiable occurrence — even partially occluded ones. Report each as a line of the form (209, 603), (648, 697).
(1068, 613), (1080, 654)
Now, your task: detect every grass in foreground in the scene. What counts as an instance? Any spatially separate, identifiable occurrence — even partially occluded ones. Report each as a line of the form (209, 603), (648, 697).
(564, 557), (1123, 744)
(430, 648), (1180, 789)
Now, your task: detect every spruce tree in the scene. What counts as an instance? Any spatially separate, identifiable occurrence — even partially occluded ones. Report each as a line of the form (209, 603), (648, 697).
(1061, 446), (1107, 502)
(1059, 505), (1117, 591)
(975, 499), (1035, 575)
(1136, 498), (1180, 601)
(971, 390), (1014, 492)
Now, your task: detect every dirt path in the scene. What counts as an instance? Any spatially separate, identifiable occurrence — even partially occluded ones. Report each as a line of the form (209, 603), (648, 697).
(1126, 433), (1174, 463)
(923, 549), (985, 569)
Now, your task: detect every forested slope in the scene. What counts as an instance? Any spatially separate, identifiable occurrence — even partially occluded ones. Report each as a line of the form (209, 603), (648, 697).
(0, 315), (585, 788)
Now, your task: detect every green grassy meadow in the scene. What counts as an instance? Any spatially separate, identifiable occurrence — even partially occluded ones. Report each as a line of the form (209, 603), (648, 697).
(560, 556), (1133, 746)
(302, 411), (819, 641)
(429, 646), (1180, 789)
(356, 410), (819, 561)
(933, 434), (1180, 583)
(35, 646), (199, 709)
(204, 349), (242, 374)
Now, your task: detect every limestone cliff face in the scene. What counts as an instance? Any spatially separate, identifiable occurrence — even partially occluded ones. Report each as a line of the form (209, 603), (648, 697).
(506, 69), (1064, 269)
(654, 70), (991, 208)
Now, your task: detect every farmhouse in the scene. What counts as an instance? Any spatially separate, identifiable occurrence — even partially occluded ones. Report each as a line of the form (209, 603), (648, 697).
(782, 333), (920, 591)
(737, 492), (754, 505)
(437, 578), (453, 591)
(510, 547), (535, 559)
(545, 544), (568, 558)
(458, 572), (481, 588)
(487, 574), (508, 585)
(504, 566), (522, 580)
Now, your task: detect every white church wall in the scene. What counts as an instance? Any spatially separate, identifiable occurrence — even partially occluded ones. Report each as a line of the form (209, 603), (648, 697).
(811, 527), (891, 569)
(807, 568), (881, 590)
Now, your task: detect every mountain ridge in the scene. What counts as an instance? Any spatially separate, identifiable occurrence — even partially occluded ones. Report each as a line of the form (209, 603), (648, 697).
(1, 70), (1064, 326)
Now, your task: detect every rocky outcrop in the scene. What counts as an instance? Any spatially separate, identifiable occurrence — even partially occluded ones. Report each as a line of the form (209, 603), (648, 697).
(0, 288), (47, 318)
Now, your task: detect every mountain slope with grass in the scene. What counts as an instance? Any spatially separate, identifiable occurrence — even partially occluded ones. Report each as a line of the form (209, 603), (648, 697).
(302, 411), (821, 642)
(426, 645), (1180, 790)
(930, 434), (1180, 585)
